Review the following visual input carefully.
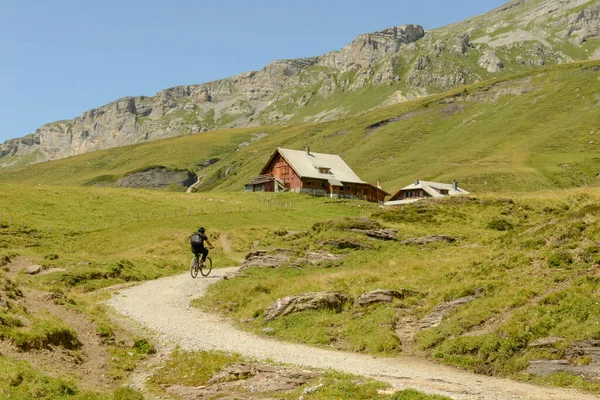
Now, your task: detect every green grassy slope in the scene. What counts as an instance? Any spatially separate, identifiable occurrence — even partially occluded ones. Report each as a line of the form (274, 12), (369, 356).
(3, 182), (600, 393)
(2, 62), (599, 194)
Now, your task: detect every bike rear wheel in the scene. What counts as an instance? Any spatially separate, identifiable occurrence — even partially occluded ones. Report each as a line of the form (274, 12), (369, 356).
(200, 257), (212, 276)
(190, 257), (199, 278)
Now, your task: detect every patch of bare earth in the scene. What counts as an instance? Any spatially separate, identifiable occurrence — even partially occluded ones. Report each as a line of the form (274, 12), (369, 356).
(1, 258), (112, 390)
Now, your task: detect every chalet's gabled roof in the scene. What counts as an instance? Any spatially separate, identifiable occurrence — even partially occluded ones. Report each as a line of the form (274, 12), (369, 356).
(398, 180), (469, 198)
(271, 147), (368, 184)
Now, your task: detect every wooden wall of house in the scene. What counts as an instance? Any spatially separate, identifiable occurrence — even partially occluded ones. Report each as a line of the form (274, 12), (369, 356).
(265, 154), (302, 190)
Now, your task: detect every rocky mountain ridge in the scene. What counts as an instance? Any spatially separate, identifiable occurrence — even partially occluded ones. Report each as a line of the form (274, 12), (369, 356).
(2, 0), (599, 169)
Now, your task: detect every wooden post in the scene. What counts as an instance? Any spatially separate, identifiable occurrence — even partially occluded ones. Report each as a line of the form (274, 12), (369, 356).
(22, 219), (24, 230)
(9, 216), (12, 228)
(188, 207), (190, 216)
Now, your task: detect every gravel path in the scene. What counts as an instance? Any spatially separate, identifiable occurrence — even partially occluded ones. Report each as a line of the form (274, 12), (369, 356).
(107, 268), (599, 400)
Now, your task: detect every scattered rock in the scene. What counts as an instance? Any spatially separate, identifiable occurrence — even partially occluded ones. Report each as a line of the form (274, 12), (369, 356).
(419, 293), (480, 329)
(24, 265), (42, 275)
(350, 228), (398, 240)
(198, 158), (219, 168)
(264, 292), (350, 321)
(355, 289), (421, 307)
(528, 337), (566, 349)
(526, 359), (600, 381)
(323, 240), (373, 250)
(566, 339), (600, 363)
(165, 363), (319, 398)
(527, 339), (600, 381)
(299, 251), (345, 265)
(401, 235), (456, 245)
(303, 383), (324, 394)
(242, 250), (290, 269)
(261, 328), (275, 334)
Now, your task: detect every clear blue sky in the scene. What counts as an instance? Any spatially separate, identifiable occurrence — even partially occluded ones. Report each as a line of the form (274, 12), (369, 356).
(0, 0), (508, 143)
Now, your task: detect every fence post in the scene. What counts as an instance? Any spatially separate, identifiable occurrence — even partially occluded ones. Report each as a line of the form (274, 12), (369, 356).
(188, 207), (190, 216)
(9, 216), (12, 228)
(22, 219), (24, 230)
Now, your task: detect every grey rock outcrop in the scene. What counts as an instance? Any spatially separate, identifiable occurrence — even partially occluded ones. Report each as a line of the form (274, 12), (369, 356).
(113, 167), (196, 190)
(323, 239), (373, 250)
(263, 291), (350, 321)
(166, 362), (319, 398)
(242, 250), (290, 269)
(479, 51), (505, 72)
(300, 251), (345, 265)
(401, 235), (456, 245)
(318, 25), (424, 70)
(350, 228), (398, 240)
(354, 289), (420, 307)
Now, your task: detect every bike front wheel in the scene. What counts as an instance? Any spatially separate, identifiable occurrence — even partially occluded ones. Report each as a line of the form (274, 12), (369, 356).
(200, 257), (212, 277)
(190, 257), (199, 278)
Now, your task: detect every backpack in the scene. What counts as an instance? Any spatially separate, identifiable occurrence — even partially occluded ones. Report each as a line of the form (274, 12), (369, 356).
(190, 233), (203, 246)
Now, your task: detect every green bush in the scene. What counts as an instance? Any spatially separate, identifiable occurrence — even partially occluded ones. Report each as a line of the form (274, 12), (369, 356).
(487, 217), (514, 231)
(547, 251), (573, 268)
(133, 338), (156, 355)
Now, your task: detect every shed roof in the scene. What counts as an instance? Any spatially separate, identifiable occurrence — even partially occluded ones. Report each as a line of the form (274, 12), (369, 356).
(269, 148), (368, 184)
(398, 180), (469, 198)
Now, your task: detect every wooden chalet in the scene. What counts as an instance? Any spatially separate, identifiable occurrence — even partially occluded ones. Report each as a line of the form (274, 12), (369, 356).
(385, 179), (468, 206)
(246, 147), (388, 203)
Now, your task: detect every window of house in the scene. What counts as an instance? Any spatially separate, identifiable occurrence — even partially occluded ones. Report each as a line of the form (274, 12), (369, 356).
(346, 186), (351, 190)
(306, 181), (312, 186)
(319, 167), (330, 174)
(340, 186), (344, 191)
(281, 166), (289, 175)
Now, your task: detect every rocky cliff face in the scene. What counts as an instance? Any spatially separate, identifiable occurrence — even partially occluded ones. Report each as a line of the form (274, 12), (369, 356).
(2, 0), (599, 169)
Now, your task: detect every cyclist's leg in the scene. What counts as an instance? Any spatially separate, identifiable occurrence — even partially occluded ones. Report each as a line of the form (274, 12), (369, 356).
(201, 247), (209, 263)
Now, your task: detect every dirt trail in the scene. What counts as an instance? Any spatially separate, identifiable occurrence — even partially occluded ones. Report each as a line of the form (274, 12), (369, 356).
(107, 268), (600, 400)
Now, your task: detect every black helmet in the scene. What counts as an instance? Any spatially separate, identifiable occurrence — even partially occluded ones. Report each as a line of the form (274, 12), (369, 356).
(198, 227), (205, 233)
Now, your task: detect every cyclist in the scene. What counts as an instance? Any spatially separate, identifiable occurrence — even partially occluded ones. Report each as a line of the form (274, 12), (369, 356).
(190, 227), (214, 266)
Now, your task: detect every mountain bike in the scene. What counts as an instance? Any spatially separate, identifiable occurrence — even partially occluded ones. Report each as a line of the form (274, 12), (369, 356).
(190, 255), (212, 278)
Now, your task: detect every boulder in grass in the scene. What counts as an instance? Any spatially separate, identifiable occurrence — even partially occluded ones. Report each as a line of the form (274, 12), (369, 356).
(354, 289), (421, 307)
(301, 251), (345, 265)
(264, 291), (350, 321)
(401, 235), (456, 245)
(24, 265), (42, 275)
(242, 250), (290, 269)
(350, 228), (398, 241)
(323, 240), (373, 250)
